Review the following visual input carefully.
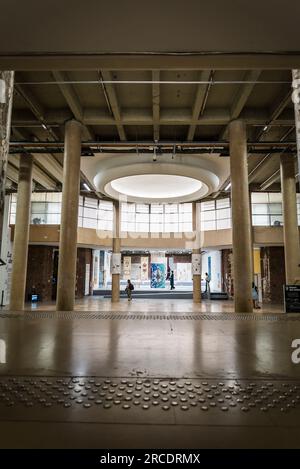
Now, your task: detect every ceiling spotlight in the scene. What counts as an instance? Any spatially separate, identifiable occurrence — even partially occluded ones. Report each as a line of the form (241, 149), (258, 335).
(41, 123), (47, 130)
(225, 182), (231, 191)
(263, 125), (268, 132)
(83, 183), (91, 192)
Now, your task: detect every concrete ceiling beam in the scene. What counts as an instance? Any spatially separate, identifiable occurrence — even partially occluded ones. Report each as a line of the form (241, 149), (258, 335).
(187, 70), (212, 141)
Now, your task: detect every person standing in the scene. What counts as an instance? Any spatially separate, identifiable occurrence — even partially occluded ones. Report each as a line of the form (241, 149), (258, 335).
(205, 272), (211, 293)
(170, 270), (175, 290)
(252, 282), (261, 309)
(125, 279), (134, 301)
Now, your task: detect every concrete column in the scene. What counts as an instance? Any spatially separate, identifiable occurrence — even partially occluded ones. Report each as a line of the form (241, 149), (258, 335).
(111, 200), (121, 302)
(280, 154), (300, 284)
(0, 71), (14, 252)
(192, 201), (201, 303)
(9, 155), (33, 310)
(229, 120), (253, 312)
(56, 120), (82, 311)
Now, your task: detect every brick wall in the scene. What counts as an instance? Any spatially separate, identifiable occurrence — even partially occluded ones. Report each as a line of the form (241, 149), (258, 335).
(26, 246), (93, 302)
(260, 246), (285, 303)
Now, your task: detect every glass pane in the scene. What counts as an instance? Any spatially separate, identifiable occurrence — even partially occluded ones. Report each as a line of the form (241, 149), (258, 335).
(150, 213), (163, 223)
(165, 204), (178, 213)
(165, 213), (178, 223)
(202, 220), (216, 231)
(47, 202), (61, 214)
(217, 218), (231, 229)
(31, 214), (47, 224)
(270, 215), (283, 226)
(100, 200), (113, 210)
(136, 223), (149, 232)
(83, 207), (97, 219)
(83, 218), (97, 229)
(202, 210), (216, 221)
(216, 208), (230, 220)
(151, 204), (163, 213)
(84, 197), (98, 208)
(47, 213), (61, 224)
(252, 215), (270, 226)
(268, 203), (282, 215)
(136, 204), (149, 213)
(164, 223), (178, 232)
(252, 203), (268, 215)
(269, 193), (282, 203)
(136, 213), (149, 223)
(216, 198), (230, 209)
(201, 200), (215, 211)
(79, 196), (84, 206)
(150, 223), (162, 232)
(31, 202), (47, 213)
(78, 216), (83, 227)
(251, 192), (268, 203)
(31, 193), (46, 202)
(10, 202), (16, 214)
(46, 193), (62, 202)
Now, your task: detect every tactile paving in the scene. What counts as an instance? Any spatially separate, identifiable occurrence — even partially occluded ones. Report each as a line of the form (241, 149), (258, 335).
(0, 377), (300, 426)
(1, 312), (300, 321)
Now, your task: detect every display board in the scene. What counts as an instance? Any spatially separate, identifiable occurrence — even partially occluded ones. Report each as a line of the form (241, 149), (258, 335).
(140, 257), (149, 281)
(123, 256), (131, 278)
(284, 285), (300, 313)
(151, 263), (166, 289)
(192, 254), (201, 275)
(111, 253), (121, 275)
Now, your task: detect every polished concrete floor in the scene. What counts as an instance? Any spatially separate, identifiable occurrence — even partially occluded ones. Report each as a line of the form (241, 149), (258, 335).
(0, 298), (300, 448)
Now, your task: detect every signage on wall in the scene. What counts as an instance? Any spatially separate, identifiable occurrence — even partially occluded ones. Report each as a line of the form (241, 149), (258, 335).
(140, 256), (149, 281)
(284, 285), (300, 313)
(192, 254), (201, 275)
(123, 256), (131, 277)
(111, 253), (121, 275)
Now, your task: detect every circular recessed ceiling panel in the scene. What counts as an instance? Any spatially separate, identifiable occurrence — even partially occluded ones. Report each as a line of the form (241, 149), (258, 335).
(110, 175), (202, 200)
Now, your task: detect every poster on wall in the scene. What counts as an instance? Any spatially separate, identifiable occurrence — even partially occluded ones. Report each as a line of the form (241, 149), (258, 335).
(111, 253), (121, 274)
(140, 256), (149, 281)
(151, 263), (165, 288)
(123, 256), (131, 278)
(192, 253), (201, 275)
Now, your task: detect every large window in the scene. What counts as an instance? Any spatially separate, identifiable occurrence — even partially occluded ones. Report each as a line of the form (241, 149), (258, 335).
(121, 202), (192, 232)
(10, 191), (300, 232)
(251, 192), (283, 226)
(201, 198), (231, 231)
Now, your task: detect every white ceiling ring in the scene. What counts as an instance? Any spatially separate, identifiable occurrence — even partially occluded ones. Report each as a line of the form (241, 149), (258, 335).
(82, 153), (228, 203)
(93, 161), (219, 203)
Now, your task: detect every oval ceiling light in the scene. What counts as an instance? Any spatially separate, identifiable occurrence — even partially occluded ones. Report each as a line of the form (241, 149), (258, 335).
(110, 174), (202, 199)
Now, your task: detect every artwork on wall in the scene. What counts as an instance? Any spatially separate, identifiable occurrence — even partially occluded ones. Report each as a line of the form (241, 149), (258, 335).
(151, 263), (165, 288)
(123, 256), (131, 278)
(140, 256), (149, 281)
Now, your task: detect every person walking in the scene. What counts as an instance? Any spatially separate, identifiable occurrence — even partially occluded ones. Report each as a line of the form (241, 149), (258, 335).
(170, 270), (175, 290)
(125, 279), (134, 301)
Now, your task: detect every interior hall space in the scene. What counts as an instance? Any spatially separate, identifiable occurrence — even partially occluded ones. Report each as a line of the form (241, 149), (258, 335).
(1, 0), (300, 452)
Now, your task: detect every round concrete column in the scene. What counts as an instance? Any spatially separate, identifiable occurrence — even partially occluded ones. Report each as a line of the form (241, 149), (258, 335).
(9, 154), (33, 310)
(111, 200), (121, 302)
(229, 120), (253, 312)
(56, 120), (82, 311)
(280, 154), (300, 284)
(192, 202), (201, 303)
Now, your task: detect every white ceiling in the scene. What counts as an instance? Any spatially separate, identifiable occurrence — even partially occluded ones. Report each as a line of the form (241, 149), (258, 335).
(110, 174), (202, 200)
